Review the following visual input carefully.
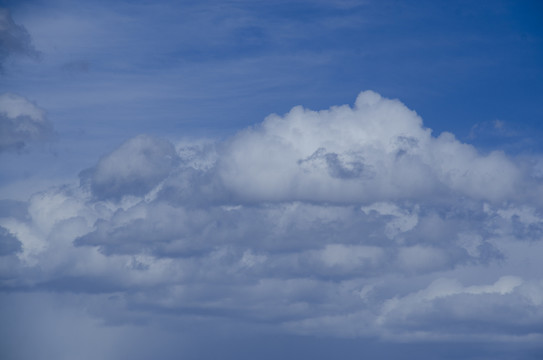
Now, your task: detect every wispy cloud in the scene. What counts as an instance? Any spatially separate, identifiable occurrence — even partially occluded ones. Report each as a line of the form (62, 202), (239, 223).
(0, 8), (40, 70)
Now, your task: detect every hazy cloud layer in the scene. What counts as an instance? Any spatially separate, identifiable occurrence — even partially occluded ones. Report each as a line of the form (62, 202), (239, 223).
(1, 92), (542, 348)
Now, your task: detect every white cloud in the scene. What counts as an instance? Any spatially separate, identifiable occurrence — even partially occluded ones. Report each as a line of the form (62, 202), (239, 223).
(219, 91), (520, 203)
(1, 91), (543, 348)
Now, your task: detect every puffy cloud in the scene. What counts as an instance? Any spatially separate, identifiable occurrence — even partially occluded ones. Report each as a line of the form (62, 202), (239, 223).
(0, 8), (39, 69)
(219, 91), (520, 203)
(1, 91), (543, 350)
(0, 93), (53, 152)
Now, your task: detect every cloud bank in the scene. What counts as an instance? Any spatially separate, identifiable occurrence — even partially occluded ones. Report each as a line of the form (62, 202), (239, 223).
(1, 91), (543, 349)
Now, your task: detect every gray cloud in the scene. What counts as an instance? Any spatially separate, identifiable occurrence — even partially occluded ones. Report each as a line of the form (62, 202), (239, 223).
(80, 135), (179, 200)
(1, 91), (543, 351)
(0, 93), (53, 152)
(0, 226), (21, 255)
(0, 8), (39, 70)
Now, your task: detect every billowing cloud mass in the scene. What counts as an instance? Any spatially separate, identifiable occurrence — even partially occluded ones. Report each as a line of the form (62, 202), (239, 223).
(220, 91), (524, 203)
(0, 8), (39, 69)
(0, 93), (53, 152)
(1, 92), (543, 349)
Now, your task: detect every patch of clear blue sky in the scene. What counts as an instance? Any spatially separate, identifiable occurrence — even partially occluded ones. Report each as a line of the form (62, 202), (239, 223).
(1, 0), (542, 196)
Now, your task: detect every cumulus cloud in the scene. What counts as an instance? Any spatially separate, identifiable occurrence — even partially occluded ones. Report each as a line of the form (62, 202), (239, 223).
(219, 91), (521, 203)
(0, 93), (53, 152)
(1, 91), (543, 349)
(0, 8), (40, 69)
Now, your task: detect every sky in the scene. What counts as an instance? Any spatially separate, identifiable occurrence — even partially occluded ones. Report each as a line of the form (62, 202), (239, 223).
(1, 0), (543, 359)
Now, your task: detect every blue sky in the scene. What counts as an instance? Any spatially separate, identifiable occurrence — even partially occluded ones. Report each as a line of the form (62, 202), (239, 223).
(1, 1), (543, 359)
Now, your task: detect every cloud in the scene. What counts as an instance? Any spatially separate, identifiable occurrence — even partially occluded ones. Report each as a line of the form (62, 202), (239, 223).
(374, 276), (543, 341)
(1, 91), (543, 351)
(219, 91), (521, 203)
(0, 226), (21, 255)
(0, 93), (54, 152)
(0, 8), (39, 69)
(80, 135), (179, 200)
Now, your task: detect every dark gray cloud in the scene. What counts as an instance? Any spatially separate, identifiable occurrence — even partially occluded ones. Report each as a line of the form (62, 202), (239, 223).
(0, 8), (39, 70)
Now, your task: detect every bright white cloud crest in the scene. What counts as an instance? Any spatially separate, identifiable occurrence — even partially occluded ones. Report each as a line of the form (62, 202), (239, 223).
(1, 91), (543, 344)
(221, 91), (519, 203)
